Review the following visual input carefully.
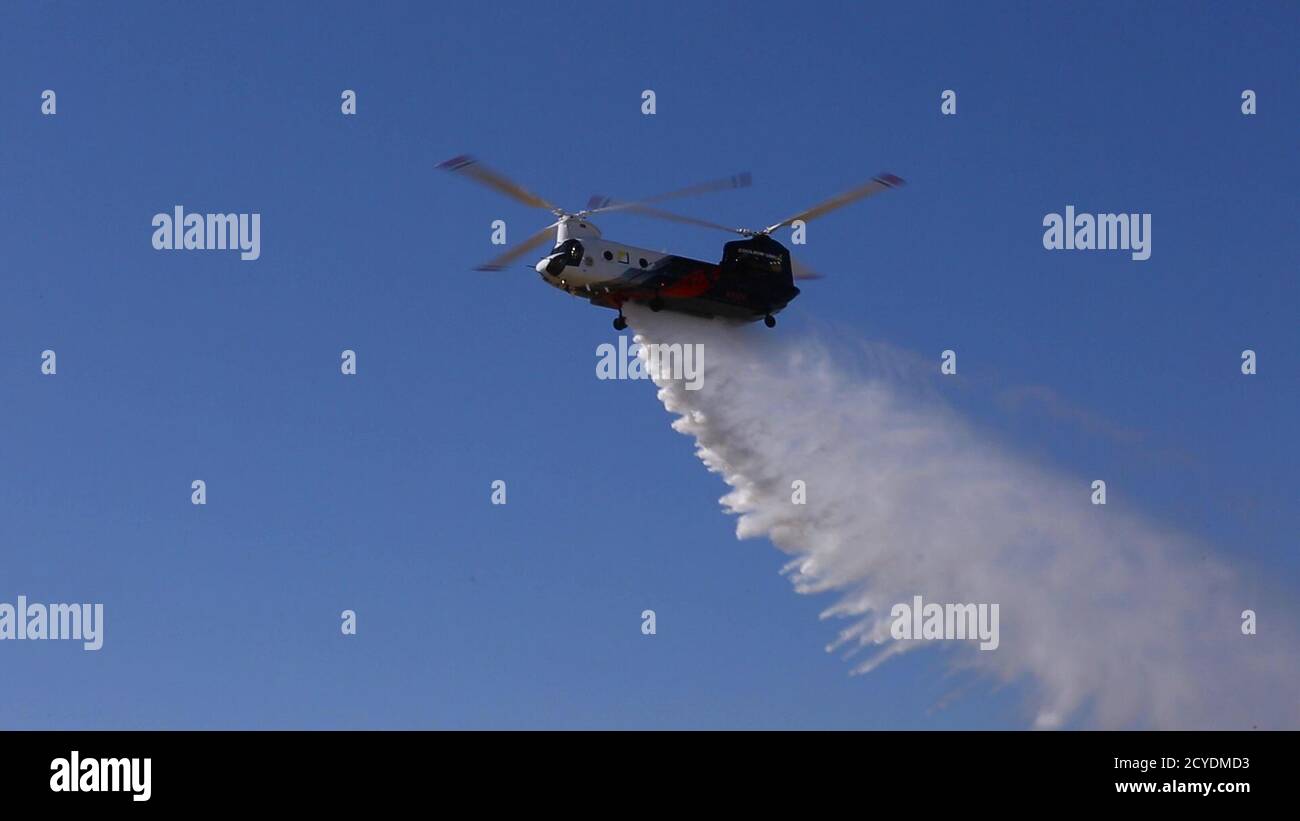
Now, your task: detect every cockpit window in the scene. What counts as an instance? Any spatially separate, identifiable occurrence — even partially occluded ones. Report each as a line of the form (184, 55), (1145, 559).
(556, 239), (584, 262)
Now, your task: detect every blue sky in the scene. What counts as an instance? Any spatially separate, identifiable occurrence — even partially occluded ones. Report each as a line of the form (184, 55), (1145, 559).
(1, 1), (1296, 728)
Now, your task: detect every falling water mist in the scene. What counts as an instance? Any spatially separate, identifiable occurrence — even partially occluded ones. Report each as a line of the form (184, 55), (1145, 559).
(627, 305), (1299, 729)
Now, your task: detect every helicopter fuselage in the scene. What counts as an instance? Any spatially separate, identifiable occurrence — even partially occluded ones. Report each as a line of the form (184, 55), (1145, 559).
(535, 218), (800, 323)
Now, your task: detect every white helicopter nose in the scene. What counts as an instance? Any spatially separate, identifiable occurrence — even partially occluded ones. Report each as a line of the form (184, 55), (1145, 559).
(535, 256), (552, 275)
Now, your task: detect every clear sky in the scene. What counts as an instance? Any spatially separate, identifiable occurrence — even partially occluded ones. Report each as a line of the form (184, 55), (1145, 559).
(1, 1), (1296, 729)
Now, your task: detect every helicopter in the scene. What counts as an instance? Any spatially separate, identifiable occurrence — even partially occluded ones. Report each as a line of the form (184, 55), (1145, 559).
(437, 155), (904, 330)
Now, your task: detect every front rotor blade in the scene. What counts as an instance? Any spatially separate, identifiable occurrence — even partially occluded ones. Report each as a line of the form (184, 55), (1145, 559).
(585, 171), (751, 214)
(763, 173), (904, 234)
(438, 154), (561, 213)
(474, 223), (557, 272)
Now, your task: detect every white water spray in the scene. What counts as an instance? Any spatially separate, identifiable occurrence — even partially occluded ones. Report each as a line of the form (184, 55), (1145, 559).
(629, 305), (1298, 729)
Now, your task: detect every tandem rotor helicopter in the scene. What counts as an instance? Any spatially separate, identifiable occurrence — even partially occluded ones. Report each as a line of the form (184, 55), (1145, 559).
(438, 155), (904, 330)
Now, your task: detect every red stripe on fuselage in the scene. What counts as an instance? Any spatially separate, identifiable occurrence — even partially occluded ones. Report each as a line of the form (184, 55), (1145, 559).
(660, 266), (715, 298)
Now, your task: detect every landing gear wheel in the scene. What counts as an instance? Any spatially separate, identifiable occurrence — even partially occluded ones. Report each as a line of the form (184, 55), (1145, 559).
(764, 314), (776, 328)
(613, 315), (628, 331)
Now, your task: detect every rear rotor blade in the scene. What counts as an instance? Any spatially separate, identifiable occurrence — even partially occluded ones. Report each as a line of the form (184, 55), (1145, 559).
(763, 173), (904, 234)
(438, 155), (561, 213)
(789, 255), (824, 281)
(585, 171), (751, 215)
(611, 204), (747, 235)
(474, 222), (558, 272)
